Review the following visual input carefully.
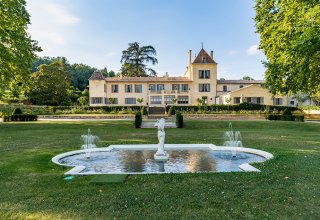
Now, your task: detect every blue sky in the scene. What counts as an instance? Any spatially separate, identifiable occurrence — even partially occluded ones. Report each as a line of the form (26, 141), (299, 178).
(26, 0), (266, 80)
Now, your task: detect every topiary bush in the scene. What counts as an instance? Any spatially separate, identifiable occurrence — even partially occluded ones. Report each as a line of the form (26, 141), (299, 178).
(135, 111), (142, 128)
(168, 106), (176, 115)
(12, 108), (23, 115)
(176, 112), (183, 128)
(281, 108), (293, 121)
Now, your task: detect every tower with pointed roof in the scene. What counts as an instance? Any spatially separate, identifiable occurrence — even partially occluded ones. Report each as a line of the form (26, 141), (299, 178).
(184, 48), (218, 105)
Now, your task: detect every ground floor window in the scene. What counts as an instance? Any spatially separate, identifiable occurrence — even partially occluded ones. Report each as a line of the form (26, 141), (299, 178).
(244, 97), (264, 104)
(91, 97), (103, 104)
(125, 98), (136, 104)
(150, 96), (162, 104)
(105, 98), (118, 104)
(234, 97), (241, 104)
(178, 96), (189, 104)
(164, 95), (175, 104)
(273, 98), (283, 105)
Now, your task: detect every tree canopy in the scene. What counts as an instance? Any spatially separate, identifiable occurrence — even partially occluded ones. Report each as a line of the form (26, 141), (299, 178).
(255, 0), (320, 96)
(27, 62), (72, 106)
(120, 42), (158, 77)
(0, 0), (41, 97)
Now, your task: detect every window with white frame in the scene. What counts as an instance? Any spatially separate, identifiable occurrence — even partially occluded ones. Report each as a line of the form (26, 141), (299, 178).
(150, 96), (162, 104)
(199, 84), (210, 92)
(157, 84), (164, 91)
(149, 84), (156, 91)
(223, 85), (227, 92)
(164, 95), (175, 104)
(125, 98), (136, 104)
(178, 96), (189, 104)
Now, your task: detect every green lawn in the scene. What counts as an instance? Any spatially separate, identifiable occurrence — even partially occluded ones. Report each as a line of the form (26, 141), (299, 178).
(0, 120), (319, 219)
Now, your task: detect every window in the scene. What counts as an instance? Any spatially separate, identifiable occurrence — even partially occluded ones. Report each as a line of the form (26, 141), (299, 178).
(150, 96), (162, 104)
(135, 84), (142, 93)
(178, 96), (189, 104)
(105, 98), (118, 104)
(223, 85), (227, 92)
(157, 84), (164, 91)
(149, 84), (156, 91)
(290, 100), (295, 105)
(125, 98), (136, 104)
(91, 97), (103, 104)
(244, 97), (264, 104)
(199, 70), (210, 79)
(273, 98), (283, 105)
(199, 84), (210, 92)
(181, 84), (189, 91)
(104, 84), (107, 93)
(172, 84), (180, 91)
(164, 95), (175, 104)
(234, 97), (241, 104)
(202, 57), (207, 63)
(111, 85), (118, 93)
(202, 96), (208, 105)
(125, 84), (132, 93)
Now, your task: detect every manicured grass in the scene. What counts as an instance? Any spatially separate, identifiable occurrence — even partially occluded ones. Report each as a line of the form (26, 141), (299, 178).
(0, 120), (319, 219)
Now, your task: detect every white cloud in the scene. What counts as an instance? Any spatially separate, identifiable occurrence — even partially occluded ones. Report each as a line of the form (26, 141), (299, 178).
(44, 3), (80, 25)
(247, 45), (260, 56)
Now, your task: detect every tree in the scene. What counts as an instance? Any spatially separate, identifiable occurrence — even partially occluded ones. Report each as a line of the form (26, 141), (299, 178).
(255, 1), (320, 96)
(27, 62), (72, 106)
(0, 0), (41, 99)
(120, 42), (158, 77)
(242, 76), (254, 80)
(137, 98), (143, 105)
(69, 63), (96, 91)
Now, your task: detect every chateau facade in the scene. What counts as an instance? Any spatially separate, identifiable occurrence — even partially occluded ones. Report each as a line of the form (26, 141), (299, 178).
(89, 49), (293, 107)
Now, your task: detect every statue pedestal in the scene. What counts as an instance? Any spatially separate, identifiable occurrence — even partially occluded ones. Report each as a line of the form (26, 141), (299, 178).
(154, 152), (169, 161)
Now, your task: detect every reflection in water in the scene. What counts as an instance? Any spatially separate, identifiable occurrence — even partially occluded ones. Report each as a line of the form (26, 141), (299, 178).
(59, 150), (266, 174)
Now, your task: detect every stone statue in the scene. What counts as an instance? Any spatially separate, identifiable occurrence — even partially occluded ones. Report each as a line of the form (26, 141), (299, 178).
(154, 118), (169, 161)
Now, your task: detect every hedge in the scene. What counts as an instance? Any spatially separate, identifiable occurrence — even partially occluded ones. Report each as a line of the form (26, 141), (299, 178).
(3, 114), (38, 122)
(135, 111), (142, 128)
(176, 112), (183, 128)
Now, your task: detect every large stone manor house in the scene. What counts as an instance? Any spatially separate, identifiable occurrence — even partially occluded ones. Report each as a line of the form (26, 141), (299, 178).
(89, 49), (293, 107)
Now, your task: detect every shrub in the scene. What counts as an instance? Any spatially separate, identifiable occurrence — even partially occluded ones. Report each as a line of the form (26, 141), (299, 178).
(168, 106), (175, 115)
(295, 115), (304, 122)
(141, 106), (148, 115)
(281, 108), (293, 121)
(176, 112), (183, 128)
(135, 111), (142, 128)
(3, 114), (38, 122)
(12, 108), (23, 115)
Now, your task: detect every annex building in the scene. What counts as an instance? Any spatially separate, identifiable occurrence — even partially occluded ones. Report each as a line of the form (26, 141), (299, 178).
(89, 49), (293, 107)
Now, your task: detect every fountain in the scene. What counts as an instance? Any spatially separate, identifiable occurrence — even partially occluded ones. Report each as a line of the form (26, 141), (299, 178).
(81, 129), (99, 159)
(223, 122), (243, 157)
(52, 123), (274, 175)
(154, 118), (169, 162)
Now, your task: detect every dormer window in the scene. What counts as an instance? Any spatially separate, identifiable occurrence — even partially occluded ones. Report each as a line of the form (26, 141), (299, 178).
(202, 57), (207, 63)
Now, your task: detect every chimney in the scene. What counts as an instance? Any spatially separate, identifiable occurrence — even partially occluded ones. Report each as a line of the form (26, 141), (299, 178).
(188, 50), (192, 67)
(210, 50), (214, 59)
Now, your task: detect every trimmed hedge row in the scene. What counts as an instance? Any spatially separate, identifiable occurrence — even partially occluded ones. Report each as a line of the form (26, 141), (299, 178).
(265, 114), (304, 122)
(3, 114), (38, 122)
(166, 103), (297, 113)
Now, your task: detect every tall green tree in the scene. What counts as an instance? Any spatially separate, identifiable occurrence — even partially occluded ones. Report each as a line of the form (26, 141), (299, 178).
(0, 0), (41, 99)
(120, 42), (158, 77)
(27, 62), (71, 106)
(255, 0), (320, 96)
